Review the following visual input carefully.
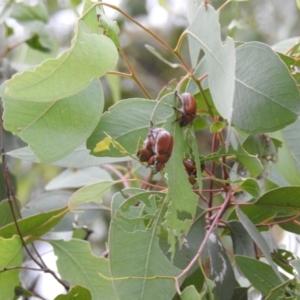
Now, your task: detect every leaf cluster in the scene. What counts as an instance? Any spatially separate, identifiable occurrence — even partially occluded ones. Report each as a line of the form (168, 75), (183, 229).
(1, 0), (300, 299)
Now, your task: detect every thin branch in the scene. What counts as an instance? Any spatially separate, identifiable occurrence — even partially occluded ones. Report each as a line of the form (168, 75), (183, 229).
(101, 164), (130, 189)
(175, 188), (233, 291)
(119, 47), (152, 99)
(0, 105), (69, 291)
(256, 214), (300, 227)
(218, 0), (233, 11)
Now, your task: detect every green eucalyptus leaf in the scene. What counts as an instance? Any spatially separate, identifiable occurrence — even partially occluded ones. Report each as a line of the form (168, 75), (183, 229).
(270, 119), (300, 185)
(112, 190), (163, 232)
(0, 237), (23, 300)
(3, 80), (104, 164)
(6, 145), (132, 168)
(265, 279), (296, 300)
(236, 178), (260, 198)
(272, 249), (295, 275)
(0, 207), (68, 242)
(87, 93), (175, 157)
(87, 98), (156, 157)
(231, 287), (248, 300)
(22, 191), (103, 232)
(254, 186), (300, 214)
(181, 285), (201, 300)
(14, 286), (33, 298)
(206, 231), (235, 300)
(201, 144), (263, 178)
(232, 42), (300, 134)
(240, 205), (275, 225)
(109, 194), (182, 300)
(81, 0), (99, 33)
(10, 0), (48, 23)
(277, 215), (300, 234)
(228, 221), (256, 257)
(25, 31), (52, 53)
(0, 199), (21, 227)
(68, 181), (115, 210)
(159, 207), (206, 273)
(5, 22), (118, 102)
(277, 52), (296, 69)
(163, 123), (199, 256)
(236, 207), (284, 281)
(187, 5), (235, 121)
(145, 45), (181, 68)
(22, 191), (72, 218)
(290, 259), (300, 280)
(99, 13), (120, 47)
(235, 255), (283, 296)
(54, 285), (91, 300)
(242, 134), (281, 162)
(272, 37), (300, 54)
(45, 167), (112, 190)
(51, 239), (117, 300)
(210, 121), (226, 133)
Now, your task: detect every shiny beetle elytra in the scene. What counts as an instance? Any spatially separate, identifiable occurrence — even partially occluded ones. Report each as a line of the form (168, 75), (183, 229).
(138, 125), (174, 173)
(137, 138), (154, 162)
(149, 129), (174, 173)
(137, 124), (156, 162)
(174, 91), (197, 127)
(183, 158), (197, 185)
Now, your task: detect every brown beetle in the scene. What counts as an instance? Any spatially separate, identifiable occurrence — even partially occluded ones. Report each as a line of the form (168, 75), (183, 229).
(174, 91), (197, 127)
(137, 126), (174, 173)
(149, 129), (174, 173)
(137, 150), (153, 162)
(183, 158), (197, 185)
(137, 139), (154, 162)
(137, 125), (156, 162)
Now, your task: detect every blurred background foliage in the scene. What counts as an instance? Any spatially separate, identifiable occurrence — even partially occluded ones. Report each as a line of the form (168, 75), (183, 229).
(0, 0), (299, 270)
(0, 1), (299, 298)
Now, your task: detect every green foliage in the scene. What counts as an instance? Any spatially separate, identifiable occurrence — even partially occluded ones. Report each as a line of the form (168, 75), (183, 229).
(235, 256), (283, 296)
(51, 239), (117, 299)
(232, 42), (299, 134)
(3, 79), (104, 163)
(0, 237), (23, 300)
(54, 285), (91, 300)
(1, 0), (300, 299)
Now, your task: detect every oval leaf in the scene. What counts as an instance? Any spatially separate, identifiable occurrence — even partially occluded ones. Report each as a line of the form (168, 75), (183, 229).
(235, 255), (282, 296)
(254, 186), (300, 214)
(232, 42), (300, 134)
(5, 22), (118, 102)
(0, 207), (68, 243)
(68, 181), (115, 210)
(51, 239), (117, 300)
(3, 80), (104, 164)
(0, 237), (23, 300)
(187, 5), (236, 121)
(6, 145), (132, 168)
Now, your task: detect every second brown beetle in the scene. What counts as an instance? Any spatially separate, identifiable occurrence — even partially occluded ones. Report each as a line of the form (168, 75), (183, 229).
(183, 158), (197, 185)
(137, 137), (154, 163)
(174, 91), (197, 127)
(148, 130), (174, 173)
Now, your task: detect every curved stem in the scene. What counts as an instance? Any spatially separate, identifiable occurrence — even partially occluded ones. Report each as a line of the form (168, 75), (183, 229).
(98, 3), (174, 53)
(0, 105), (69, 292)
(175, 189), (232, 283)
(208, 132), (218, 215)
(119, 47), (152, 99)
(218, 0), (232, 11)
(101, 164), (130, 189)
